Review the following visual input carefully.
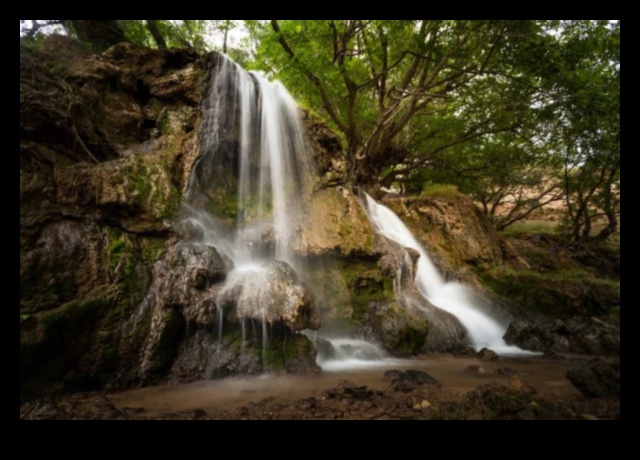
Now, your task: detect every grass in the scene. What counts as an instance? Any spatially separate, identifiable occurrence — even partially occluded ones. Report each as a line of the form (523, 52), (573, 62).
(501, 219), (559, 237)
(421, 183), (460, 197)
(484, 265), (620, 287)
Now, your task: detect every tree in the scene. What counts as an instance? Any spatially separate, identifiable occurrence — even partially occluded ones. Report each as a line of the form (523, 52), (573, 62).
(534, 21), (620, 241)
(68, 20), (127, 51)
(248, 20), (619, 240)
(20, 20), (213, 53)
(248, 20), (544, 189)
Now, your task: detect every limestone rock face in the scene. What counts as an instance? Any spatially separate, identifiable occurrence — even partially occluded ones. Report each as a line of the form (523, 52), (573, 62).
(296, 186), (375, 258)
(141, 241), (231, 327)
(20, 41), (201, 232)
(20, 40), (224, 399)
(383, 194), (504, 274)
(20, 41), (323, 399)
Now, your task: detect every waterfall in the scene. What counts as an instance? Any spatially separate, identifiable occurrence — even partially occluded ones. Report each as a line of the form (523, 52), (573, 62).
(188, 54), (313, 268)
(184, 54), (316, 369)
(364, 194), (533, 355)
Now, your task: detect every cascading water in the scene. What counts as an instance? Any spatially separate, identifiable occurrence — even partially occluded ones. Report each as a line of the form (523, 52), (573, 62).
(186, 55), (394, 371)
(364, 194), (534, 356)
(182, 53), (530, 376)
(189, 54), (313, 267)
(183, 54), (318, 369)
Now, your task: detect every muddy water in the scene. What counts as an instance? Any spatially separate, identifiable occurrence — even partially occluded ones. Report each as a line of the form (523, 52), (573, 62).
(109, 356), (583, 416)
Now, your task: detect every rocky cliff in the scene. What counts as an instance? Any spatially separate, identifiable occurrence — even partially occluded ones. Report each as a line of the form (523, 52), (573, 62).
(20, 36), (619, 403)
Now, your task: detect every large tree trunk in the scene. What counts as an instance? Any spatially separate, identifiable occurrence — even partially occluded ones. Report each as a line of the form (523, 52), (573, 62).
(594, 211), (618, 241)
(70, 20), (127, 52)
(146, 20), (167, 49)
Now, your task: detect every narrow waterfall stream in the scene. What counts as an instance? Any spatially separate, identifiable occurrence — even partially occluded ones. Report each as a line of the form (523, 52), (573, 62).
(364, 194), (536, 356)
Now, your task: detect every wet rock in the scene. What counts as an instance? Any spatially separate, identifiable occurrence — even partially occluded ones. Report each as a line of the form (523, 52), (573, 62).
(382, 194), (504, 272)
(365, 300), (429, 355)
(496, 367), (518, 376)
(477, 347), (499, 362)
(218, 260), (320, 331)
(20, 42), (207, 397)
(398, 293), (469, 353)
(504, 317), (620, 355)
(566, 358), (620, 399)
(450, 345), (477, 357)
(142, 241), (230, 324)
(542, 349), (566, 360)
(313, 337), (336, 361)
(296, 397), (317, 411)
(383, 370), (403, 380)
(461, 383), (575, 420)
(573, 398), (620, 420)
(466, 365), (487, 375)
(390, 369), (442, 393)
(321, 380), (374, 400)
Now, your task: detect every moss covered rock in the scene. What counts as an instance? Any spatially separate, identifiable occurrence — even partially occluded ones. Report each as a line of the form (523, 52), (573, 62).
(383, 194), (504, 275)
(296, 187), (375, 258)
(481, 267), (620, 318)
(365, 301), (430, 355)
(20, 39), (208, 400)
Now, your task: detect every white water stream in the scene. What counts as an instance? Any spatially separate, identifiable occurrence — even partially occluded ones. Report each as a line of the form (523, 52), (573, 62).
(364, 194), (535, 356)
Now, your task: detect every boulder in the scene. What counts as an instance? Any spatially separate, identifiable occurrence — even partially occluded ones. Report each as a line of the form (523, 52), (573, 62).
(477, 347), (499, 362)
(313, 337), (337, 361)
(364, 300), (429, 355)
(389, 369), (442, 393)
(503, 317), (620, 355)
(217, 260), (321, 331)
(566, 358), (620, 399)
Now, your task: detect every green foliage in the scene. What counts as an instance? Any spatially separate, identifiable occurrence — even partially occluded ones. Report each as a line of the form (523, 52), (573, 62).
(120, 20), (211, 51)
(245, 20), (620, 240)
(534, 21), (620, 242)
(247, 20), (549, 186)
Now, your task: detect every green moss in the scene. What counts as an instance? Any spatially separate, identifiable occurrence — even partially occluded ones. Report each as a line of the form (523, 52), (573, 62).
(261, 333), (314, 371)
(480, 266), (620, 317)
(39, 297), (107, 333)
(158, 111), (172, 135)
(338, 259), (395, 324)
(394, 325), (428, 354)
(121, 154), (181, 221)
(109, 238), (127, 269)
(141, 237), (166, 264)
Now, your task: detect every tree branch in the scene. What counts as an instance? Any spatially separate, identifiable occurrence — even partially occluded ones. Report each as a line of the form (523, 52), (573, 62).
(270, 20), (348, 134)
